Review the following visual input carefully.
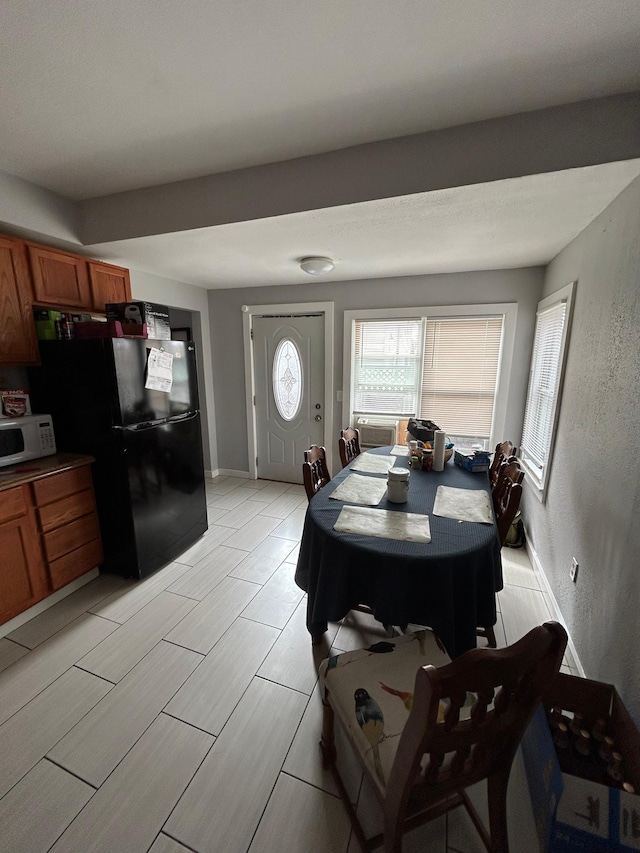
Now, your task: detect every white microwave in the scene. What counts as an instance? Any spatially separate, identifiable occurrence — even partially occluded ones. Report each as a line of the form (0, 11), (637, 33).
(0, 414), (57, 469)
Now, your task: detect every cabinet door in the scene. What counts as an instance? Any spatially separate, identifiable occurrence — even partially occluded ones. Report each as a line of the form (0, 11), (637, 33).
(0, 235), (39, 365)
(27, 243), (91, 309)
(87, 261), (132, 313)
(0, 487), (49, 626)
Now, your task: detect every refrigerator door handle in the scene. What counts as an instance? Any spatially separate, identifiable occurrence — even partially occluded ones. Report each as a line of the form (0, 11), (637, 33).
(168, 411), (200, 423)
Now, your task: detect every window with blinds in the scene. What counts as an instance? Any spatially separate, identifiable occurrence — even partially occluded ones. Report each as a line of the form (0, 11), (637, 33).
(352, 315), (504, 445)
(520, 283), (574, 495)
(353, 319), (423, 414)
(420, 317), (503, 443)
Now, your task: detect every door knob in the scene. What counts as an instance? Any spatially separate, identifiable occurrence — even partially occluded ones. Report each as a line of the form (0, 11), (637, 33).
(315, 415), (322, 421)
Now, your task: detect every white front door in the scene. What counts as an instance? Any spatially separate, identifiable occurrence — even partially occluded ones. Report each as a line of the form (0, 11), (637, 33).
(253, 314), (325, 483)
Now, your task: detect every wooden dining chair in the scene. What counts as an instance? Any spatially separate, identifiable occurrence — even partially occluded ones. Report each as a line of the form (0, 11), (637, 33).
(339, 426), (362, 469)
(477, 460), (525, 649)
(319, 621), (567, 853)
(489, 441), (518, 491)
(303, 444), (331, 501)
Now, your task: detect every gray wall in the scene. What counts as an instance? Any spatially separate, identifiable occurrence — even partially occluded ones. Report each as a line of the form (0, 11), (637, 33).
(208, 266), (544, 472)
(523, 175), (640, 723)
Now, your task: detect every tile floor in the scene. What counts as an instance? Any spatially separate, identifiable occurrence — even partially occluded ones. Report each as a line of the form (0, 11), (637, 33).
(0, 473), (579, 853)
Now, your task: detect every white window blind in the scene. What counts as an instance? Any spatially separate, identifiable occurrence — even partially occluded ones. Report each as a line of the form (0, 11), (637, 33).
(521, 298), (569, 481)
(420, 316), (503, 441)
(353, 319), (423, 414)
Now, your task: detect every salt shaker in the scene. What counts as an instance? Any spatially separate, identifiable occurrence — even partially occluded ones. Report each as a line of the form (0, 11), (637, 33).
(387, 468), (410, 503)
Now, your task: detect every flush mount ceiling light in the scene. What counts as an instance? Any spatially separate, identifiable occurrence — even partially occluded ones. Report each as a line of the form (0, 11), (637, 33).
(299, 256), (335, 275)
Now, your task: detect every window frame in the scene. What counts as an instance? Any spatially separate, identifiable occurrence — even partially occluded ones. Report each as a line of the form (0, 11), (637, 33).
(343, 303), (518, 449)
(520, 282), (575, 501)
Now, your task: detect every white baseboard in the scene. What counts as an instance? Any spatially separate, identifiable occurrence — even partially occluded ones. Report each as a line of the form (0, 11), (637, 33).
(209, 468), (250, 479)
(0, 568), (100, 640)
(524, 531), (585, 677)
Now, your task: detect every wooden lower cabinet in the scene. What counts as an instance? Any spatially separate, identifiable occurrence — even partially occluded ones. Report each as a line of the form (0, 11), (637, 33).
(33, 465), (104, 592)
(0, 486), (49, 625)
(0, 463), (104, 627)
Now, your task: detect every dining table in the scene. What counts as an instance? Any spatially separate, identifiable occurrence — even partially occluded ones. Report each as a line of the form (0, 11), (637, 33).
(294, 445), (503, 658)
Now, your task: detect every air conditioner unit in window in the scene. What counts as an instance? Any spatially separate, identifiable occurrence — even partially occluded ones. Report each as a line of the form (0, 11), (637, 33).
(355, 418), (399, 448)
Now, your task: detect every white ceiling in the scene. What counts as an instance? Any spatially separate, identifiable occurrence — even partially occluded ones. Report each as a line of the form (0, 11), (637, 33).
(1, 0), (640, 286)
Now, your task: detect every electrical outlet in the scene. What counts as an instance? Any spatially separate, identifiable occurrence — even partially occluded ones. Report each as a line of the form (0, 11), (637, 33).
(570, 558), (579, 583)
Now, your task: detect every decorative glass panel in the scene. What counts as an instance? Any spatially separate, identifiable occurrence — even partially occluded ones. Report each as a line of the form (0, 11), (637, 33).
(273, 338), (303, 421)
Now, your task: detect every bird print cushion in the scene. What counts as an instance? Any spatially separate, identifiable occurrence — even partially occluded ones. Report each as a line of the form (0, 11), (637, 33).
(319, 630), (451, 792)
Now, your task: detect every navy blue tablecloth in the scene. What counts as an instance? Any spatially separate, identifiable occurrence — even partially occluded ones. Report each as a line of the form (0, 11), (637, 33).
(294, 447), (503, 657)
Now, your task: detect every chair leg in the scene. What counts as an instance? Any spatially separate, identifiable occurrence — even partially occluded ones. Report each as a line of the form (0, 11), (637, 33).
(485, 625), (497, 648)
(487, 770), (510, 853)
(320, 694), (337, 769)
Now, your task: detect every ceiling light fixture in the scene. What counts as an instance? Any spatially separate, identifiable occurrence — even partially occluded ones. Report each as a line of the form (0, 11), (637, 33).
(299, 256), (334, 275)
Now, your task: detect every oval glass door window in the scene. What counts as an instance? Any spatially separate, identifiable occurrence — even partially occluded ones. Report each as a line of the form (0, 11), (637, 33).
(273, 338), (303, 421)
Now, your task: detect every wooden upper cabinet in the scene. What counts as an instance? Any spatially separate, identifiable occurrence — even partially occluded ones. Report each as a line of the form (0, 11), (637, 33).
(27, 243), (92, 309)
(0, 235), (40, 365)
(88, 260), (132, 313)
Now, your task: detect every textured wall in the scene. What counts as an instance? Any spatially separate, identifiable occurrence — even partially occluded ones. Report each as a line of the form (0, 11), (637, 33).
(208, 266), (543, 472)
(523, 176), (640, 723)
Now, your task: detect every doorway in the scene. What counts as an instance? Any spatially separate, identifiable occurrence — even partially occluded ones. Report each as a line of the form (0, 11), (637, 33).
(243, 302), (334, 482)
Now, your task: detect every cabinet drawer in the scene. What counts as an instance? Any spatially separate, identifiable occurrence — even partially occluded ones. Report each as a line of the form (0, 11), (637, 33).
(48, 538), (104, 591)
(42, 514), (101, 563)
(38, 488), (96, 532)
(0, 486), (28, 524)
(33, 465), (93, 506)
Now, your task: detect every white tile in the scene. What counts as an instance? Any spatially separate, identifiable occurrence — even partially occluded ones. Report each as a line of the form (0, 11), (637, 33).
(237, 479), (271, 491)
(0, 638), (29, 673)
(0, 667), (112, 799)
(229, 535), (296, 584)
(206, 476), (246, 496)
(285, 484), (307, 497)
(204, 504), (229, 522)
(258, 491), (306, 519)
(88, 561), (190, 623)
(148, 836), (193, 853)
(166, 576), (261, 654)
(165, 678), (306, 853)
(282, 682), (362, 803)
(257, 598), (338, 695)
(47, 641), (202, 787)
(6, 573), (126, 649)
(171, 524), (237, 566)
(77, 592), (197, 682)
(269, 505), (308, 540)
(500, 547), (542, 590)
(241, 560), (304, 628)
(214, 499), (267, 529)
(165, 617), (280, 734)
(0, 759), (94, 853)
(167, 545), (247, 599)
(498, 584), (553, 646)
(248, 772), (352, 853)
(241, 481), (292, 503)
(49, 714), (213, 853)
(0, 614), (117, 726)
(207, 488), (252, 511)
(283, 542), (301, 564)
(221, 514), (282, 550)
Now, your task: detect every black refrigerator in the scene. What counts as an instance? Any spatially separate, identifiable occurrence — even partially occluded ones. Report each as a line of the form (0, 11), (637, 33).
(29, 338), (208, 579)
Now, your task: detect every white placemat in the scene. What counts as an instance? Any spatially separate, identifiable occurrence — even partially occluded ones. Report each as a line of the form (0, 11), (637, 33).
(350, 453), (396, 474)
(328, 473), (389, 505)
(432, 485), (494, 524)
(334, 505), (431, 543)
(390, 445), (409, 456)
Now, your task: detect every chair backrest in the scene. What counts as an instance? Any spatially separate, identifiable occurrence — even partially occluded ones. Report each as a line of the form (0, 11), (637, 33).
(387, 621), (567, 806)
(338, 427), (361, 468)
(303, 445), (331, 500)
(489, 441), (518, 489)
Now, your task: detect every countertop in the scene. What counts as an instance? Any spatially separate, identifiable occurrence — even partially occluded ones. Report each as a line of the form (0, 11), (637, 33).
(0, 453), (95, 492)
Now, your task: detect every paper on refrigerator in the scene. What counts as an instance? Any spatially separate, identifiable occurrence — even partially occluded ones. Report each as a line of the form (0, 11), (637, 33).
(145, 347), (174, 392)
